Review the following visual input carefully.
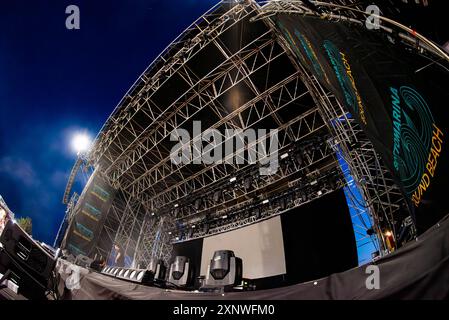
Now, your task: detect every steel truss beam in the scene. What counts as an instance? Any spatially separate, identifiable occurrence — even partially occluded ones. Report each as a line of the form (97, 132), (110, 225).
(90, 2), (257, 168)
(143, 106), (326, 211)
(171, 135), (334, 223)
(133, 215), (176, 267)
(259, 3), (408, 252)
(174, 167), (344, 241)
(105, 34), (286, 188)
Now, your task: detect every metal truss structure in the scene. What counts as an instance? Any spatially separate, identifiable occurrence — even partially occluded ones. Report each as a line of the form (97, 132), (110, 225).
(61, 0), (426, 267)
(254, 0), (426, 252)
(84, 0), (343, 267)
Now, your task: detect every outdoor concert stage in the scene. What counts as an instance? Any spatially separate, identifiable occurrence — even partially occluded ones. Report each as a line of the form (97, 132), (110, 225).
(40, 0), (449, 301)
(53, 214), (449, 300)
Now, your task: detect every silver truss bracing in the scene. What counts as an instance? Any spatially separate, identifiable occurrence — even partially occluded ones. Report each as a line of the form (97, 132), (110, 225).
(86, 1), (337, 265)
(90, 3), (258, 169)
(64, 0), (413, 265)
(133, 215), (176, 267)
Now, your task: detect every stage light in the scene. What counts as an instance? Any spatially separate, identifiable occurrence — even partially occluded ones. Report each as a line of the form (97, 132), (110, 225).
(174, 204), (179, 208)
(222, 215), (228, 219)
(168, 231), (172, 235)
(72, 133), (92, 154)
(151, 212), (155, 216)
(262, 199), (269, 204)
(280, 152), (289, 159)
(203, 250), (242, 291)
(229, 177), (237, 183)
(385, 230), (392, 237)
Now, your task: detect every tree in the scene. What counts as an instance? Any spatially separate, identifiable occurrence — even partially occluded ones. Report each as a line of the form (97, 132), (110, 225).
(17, 217), (32, 235)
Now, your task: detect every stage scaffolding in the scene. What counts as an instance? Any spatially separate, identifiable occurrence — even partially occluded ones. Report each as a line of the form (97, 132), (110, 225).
(60, 0), (429, 267)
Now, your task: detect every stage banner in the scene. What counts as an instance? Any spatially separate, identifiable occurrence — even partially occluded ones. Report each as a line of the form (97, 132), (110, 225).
(63, 171), (116, 257)
(273, 15), (449, 230)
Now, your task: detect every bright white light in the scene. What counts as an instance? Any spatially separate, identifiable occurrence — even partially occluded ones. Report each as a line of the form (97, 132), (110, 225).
(229, 177), (237, 183)
(174, 204), (179, 208)
(262, 199), (269, 204)
(385, 231), (392, 237)
(280, 153), (289, 159)
(72, 133), (92, 154)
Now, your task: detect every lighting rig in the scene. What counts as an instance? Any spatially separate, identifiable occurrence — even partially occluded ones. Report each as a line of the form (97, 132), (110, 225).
(169, 137), (344, 242)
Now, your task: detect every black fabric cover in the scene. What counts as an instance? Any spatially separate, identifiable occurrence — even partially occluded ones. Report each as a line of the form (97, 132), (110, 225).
(58, 214), (449, 300)
(281, 189), (357, 285)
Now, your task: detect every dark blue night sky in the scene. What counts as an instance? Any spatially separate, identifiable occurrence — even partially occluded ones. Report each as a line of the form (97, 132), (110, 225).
(0, 0), (217, 244)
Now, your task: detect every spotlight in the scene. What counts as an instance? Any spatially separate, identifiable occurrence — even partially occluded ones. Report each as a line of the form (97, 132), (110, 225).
(203, 250), (242, 291)
(385, 231), (392, 237)
(229, 177), (237, 183)
(262, 199), (269, 205)
(194, 198), (202, 210)
(71, 132), (92, 154)
(280, 152), (289, 159)
(168, 256), (194, 287)
(213, 190), (222, 202)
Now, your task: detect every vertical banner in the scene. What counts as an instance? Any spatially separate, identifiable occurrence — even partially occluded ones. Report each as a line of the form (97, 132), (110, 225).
(63, 171), (116, 257)
(273, 15), (449, 231)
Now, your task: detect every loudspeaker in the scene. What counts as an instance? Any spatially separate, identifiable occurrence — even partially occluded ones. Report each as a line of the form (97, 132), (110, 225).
(168, 256), (193, 287)
(204, 250), (242, 290)
(0, 220), (56, 298)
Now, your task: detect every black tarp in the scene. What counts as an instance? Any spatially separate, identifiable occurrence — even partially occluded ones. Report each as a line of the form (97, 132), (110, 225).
(58, 214), (449, 300)
(273, 15), (449, 232)
(281, 189), (357, 285)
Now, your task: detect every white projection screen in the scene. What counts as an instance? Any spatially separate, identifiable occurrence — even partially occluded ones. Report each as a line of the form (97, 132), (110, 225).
(201, 216), (286, 279)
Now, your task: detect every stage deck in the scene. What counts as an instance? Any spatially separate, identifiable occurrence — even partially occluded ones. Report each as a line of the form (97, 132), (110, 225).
(57, 214), (449, 300)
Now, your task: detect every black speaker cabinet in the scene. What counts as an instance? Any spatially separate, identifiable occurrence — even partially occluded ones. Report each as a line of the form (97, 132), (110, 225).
(0, 220), (56, 298)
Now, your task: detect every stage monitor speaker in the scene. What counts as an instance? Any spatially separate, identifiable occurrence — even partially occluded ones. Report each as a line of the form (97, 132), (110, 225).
(168, 256), (193, 287)
(0, 220), (56, 298)
(204, 250), (243, 290)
